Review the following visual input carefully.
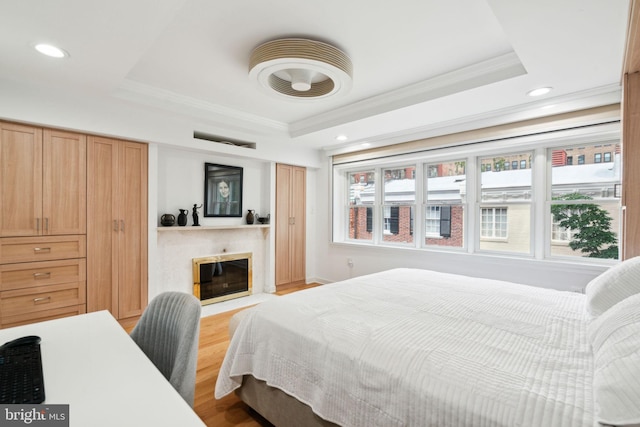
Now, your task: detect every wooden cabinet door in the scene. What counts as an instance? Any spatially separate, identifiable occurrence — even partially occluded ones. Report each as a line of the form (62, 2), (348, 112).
(0, 122), (42, 237)
(87, 136), (119, 315)
(290, 166), (306, 283)
(275, 164), (293, 286)
(275, 164), (306, 287)
(42, 129), (86, 235)
(87, 137), (147, 319)
(117, 141), (147, 319)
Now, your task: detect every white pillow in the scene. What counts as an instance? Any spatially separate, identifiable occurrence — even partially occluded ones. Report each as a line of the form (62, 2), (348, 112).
(585, 256), (640, 318)
(588, 292), (640, 426)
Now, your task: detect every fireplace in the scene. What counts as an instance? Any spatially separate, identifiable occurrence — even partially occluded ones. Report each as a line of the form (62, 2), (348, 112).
(192, 252), (252, 305)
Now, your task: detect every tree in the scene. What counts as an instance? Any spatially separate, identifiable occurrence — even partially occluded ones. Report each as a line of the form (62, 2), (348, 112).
(550, 192), (618, 259)
(493, 157), (507, 172)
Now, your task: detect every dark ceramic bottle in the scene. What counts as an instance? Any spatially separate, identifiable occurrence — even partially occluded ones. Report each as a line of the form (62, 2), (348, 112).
(177, 209), (188, 226)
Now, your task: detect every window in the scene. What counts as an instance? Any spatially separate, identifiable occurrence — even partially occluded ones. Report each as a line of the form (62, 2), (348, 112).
(333, 129), (621, 263)
(551, 211), (578, 241)
(425, 206), (441, 236)
(425, 161), (465, 248)
(549, 142), (620, 259)
(382, 167), (415, 244)
(479, 151), (531, 254)
(347, 170), (375, 242)
(481, 207), (507, 238)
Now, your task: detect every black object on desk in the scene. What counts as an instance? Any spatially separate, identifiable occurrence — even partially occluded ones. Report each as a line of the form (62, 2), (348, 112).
(0, 335), (45, 404)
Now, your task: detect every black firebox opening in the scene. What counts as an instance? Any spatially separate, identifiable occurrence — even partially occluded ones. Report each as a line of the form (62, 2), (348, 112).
(199, 258), (249, 301)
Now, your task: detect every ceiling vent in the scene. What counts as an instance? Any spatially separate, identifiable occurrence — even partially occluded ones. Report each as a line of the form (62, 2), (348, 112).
(193, 131), (256, 149)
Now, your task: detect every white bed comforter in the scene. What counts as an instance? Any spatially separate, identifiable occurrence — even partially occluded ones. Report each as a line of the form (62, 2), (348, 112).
(215, 268), (594, 427)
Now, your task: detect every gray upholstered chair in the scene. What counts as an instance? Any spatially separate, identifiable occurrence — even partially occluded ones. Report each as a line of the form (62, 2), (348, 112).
(130, 291), (201, 406)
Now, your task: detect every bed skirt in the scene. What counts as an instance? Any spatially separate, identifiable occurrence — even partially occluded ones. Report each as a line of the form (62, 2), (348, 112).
(237, 375), (339, 427)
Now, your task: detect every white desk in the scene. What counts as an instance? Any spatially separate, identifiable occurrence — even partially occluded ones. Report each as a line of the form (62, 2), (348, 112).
(0, 311), (206, 427)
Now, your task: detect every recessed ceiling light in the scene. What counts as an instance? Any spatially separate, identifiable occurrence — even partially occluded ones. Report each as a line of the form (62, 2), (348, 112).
(34, 43), (68, 58)
(527, 87), (552, 97)
(335, 135), (348, 141)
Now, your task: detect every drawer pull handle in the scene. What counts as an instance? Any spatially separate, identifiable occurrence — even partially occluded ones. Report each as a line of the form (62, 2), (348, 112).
(33, 297), (51, 305)
(33, 272), (51, 279)
(33, 247), (51, 253)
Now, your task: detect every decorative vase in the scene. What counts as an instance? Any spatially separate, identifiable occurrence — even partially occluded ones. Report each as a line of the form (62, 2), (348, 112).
(246, 209), (255, 225)
(160, 213), (175, 226)
(177, 209), (188, 226)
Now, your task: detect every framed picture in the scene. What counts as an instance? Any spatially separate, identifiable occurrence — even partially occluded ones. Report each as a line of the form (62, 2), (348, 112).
(204, 163), (243, 217)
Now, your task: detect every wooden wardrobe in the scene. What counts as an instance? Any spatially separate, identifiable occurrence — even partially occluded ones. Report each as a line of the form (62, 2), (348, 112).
(275, 163), (306, 288)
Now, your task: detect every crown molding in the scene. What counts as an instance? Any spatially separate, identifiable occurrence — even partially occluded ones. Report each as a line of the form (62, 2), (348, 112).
(290, 52), (527, 138)
(324, 83), (621, 156)
(112, 79), (288, 135)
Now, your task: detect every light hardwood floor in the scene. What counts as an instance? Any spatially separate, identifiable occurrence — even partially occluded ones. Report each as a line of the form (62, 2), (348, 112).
(124, 283), (320, 426)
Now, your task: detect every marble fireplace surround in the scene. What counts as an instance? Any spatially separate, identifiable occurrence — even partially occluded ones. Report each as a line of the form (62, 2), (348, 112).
(155, 225), (275, 315)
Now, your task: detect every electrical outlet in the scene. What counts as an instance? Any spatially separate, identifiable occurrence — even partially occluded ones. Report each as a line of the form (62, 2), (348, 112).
(347, 258), (354, 267)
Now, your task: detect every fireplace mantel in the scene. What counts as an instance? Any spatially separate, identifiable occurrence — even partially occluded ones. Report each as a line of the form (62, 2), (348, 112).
(153, 223), (273, 300)
(157, 224), (270, 238)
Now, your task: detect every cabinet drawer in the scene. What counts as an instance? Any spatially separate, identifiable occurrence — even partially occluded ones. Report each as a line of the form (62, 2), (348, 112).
(0, 259), (86, 291)
(0, 304), (86, 329)
(0, 282), (86, 318)
(0, 235), (86, 264)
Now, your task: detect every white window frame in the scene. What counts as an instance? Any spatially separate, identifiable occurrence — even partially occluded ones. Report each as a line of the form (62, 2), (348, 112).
(331, 122), (620, 265)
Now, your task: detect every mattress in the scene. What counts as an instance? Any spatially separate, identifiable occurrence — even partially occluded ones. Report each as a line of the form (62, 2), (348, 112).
(215, 268), (594, 426)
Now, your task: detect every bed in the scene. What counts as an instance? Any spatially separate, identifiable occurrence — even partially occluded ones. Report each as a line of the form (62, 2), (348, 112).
(215, 263), (640, 427)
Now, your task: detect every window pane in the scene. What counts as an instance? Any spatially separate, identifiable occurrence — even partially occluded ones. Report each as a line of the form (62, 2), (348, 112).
(382, 205), (414, 244)
(384, 167), (415, 203)
(479, 152), (531, 254)
(424, 161), (466, 248)
(348, 171), (375, 241)
(382, 167), (415, 244)
(549, 143), (620, 259)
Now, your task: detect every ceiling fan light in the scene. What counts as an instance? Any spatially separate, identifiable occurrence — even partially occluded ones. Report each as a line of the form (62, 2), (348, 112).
(249, 38), (353, 100)
(289, 69), (314, 92)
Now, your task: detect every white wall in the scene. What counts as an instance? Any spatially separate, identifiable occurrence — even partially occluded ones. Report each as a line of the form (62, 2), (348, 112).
(155, 146), (270, 226)
(0, 83), (611, 295)
(149, 145), (277, 301)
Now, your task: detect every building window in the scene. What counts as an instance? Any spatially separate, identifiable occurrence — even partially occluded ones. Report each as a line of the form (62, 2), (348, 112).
(594, 153), (602, 163)
(551, 213), (578, 241)
(520, 160), (527, 169)
(511, 160), (518, 170)
(578, 155), (585, 164)
(425, 205), (440, 236)
(481, 207), (508, 239)
(567, 156), (573, 165)
(604, 152), (612, 162)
